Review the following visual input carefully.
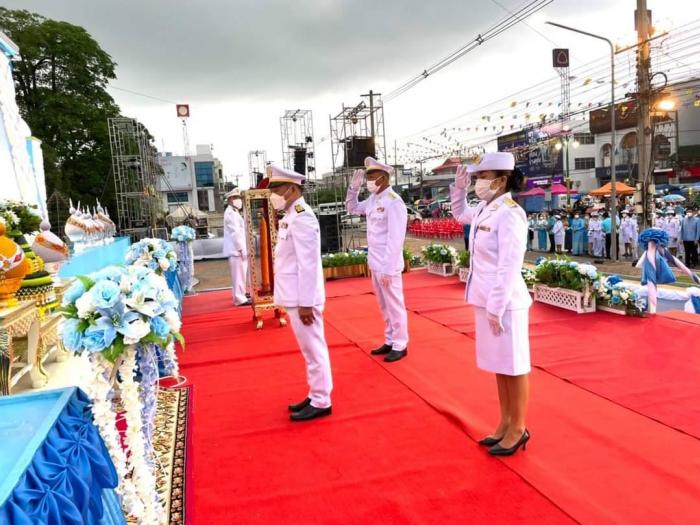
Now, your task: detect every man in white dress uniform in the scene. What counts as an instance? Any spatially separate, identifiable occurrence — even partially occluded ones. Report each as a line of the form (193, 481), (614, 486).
(223, 189), (250, 306)
(268, 165), (333, 422)
(346, 157), (409, 363)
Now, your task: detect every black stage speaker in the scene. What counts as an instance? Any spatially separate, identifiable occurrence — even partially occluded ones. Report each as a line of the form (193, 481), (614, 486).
(343, 136), (375, 168)
(293, 147), (307, 175)
(318, 212), (341, 253)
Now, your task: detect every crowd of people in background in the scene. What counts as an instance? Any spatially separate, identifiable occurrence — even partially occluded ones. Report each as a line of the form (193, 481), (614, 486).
(524, 203), (700, 267)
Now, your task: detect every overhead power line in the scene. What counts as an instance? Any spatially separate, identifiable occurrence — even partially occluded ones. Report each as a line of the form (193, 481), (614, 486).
(383, 0), (553, 102)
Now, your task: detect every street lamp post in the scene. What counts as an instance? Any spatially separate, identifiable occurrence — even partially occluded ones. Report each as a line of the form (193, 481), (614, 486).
(546, 21), (618, 260)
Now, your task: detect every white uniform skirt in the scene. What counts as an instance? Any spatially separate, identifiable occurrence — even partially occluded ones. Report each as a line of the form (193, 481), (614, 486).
(474, 307), (531, 376)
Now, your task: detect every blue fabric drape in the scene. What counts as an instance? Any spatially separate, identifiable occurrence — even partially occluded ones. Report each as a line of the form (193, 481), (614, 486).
(691, 296), (700, 314)
(640, 251), (676, 286)
(0, 389), (124, 525)
(164, 269), (184, 315)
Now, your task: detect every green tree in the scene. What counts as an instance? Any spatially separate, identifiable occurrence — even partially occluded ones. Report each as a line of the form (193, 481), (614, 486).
(0, 8), (120, 214)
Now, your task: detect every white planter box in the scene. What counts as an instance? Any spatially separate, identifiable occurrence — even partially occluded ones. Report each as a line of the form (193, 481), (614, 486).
(597, 304), (627, 315)
(533, 284), (596, 314)
(458, 267), (469, 283)
(427, 262), (456, 277)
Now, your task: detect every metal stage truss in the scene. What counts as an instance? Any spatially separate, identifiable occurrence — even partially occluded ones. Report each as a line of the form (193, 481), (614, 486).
(109, 117), (162, 240)
(280, 109), (317, 208)
(328, 90), (387, 250)
(248, 150), (267, 189)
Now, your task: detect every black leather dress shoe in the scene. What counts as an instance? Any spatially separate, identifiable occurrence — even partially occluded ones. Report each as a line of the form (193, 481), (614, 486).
(290, 404), (332, 422)
(288, 397), (311, 412)
(371, 344), (393, 355)
(235, 300), (252, 307)
(384, 349), (407, 363)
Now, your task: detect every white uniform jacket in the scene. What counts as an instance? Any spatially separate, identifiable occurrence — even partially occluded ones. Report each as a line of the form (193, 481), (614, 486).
(273, 197), (325, 308)
(450, 185), (532, 317)
(223, 206), (247, 257)
(345, 186), (407, 275)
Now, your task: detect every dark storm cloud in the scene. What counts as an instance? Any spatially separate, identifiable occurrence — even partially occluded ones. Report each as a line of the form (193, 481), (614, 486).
(3, 0), (505, 101)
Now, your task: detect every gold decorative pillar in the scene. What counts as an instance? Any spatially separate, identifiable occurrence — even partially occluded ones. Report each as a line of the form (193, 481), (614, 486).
(243, 189), (286, 330)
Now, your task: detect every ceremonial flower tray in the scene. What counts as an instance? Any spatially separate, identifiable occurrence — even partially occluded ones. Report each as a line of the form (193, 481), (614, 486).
(427, 262), (457, 277)
(458, 267), (469, 283)
(533, 284), (596, 314)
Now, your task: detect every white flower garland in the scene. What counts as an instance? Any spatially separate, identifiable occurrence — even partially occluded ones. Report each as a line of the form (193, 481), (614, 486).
(119, 346), (161, 525)
(83, 352), (143, 518)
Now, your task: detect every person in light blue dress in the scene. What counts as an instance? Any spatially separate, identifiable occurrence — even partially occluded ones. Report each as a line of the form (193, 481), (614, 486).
(570, 213), (586, 255)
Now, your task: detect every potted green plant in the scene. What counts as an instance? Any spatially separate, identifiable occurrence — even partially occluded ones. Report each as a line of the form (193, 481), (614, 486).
(456, 250), (470, 282)
(321, 250), (368, 280)
(421, 243), (457, 277)
(532, 257), (599, 313)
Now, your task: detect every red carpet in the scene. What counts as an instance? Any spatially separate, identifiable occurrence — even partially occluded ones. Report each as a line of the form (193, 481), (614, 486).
(180, 271), (700, 524)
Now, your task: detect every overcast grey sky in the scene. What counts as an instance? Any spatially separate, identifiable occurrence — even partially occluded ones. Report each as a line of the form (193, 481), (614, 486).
(3, 0), (696, 185)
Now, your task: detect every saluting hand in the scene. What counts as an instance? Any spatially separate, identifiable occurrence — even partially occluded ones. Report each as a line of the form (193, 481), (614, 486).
(487, 312), (504, 336)
(455, 165), (471, 191)
(350, 169), (365, 191)
(299, 306), (315, 326)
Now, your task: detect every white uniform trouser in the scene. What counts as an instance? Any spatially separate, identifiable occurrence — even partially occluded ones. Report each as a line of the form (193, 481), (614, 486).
(371, 272), (409, 351)
(228, 255), (248, 304)
(287, 306), (333, 408)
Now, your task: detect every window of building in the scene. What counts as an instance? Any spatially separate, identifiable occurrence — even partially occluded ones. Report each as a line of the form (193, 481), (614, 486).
(167, 191), (189, 203)
(574, 157), (595, 170)
(197, 190), (210, 212)
(195, 161), (214, 187)
(573, 132), (594, 145)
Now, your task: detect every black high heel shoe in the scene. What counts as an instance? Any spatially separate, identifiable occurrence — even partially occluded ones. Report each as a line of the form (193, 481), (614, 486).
(488, 430), (530, 456)
(477, 436), (503, 447)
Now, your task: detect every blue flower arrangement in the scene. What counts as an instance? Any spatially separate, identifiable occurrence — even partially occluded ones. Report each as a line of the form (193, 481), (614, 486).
(125, 238), (178, 275)
(171, 225), (196, 242)
(59, 265), (184, 363)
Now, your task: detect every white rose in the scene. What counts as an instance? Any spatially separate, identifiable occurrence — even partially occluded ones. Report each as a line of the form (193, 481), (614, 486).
(164, 309), (182, 332)
(76, 293), (96, 319)
(122, 318), (151, 344)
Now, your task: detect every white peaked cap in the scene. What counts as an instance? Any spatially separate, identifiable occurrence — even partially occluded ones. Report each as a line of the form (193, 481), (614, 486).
(267, 165), (305, 185)
(364, 156), (394, 176)
(468, 152), (515, 173)
(224, 188), (241, 199)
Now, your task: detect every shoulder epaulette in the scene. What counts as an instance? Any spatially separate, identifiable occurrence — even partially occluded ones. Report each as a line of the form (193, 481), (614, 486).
(294, 204), (305, 213)
(388, 192), (398, 200)
(505, 197), (518, 208)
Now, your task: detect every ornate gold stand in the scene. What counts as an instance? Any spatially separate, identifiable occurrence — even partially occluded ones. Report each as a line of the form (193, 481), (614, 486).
(0, 301), (40, 395)
(243, 189), (287, 330)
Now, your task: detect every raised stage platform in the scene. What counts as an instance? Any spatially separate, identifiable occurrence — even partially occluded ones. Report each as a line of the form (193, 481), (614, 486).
(178, 270), (700, 524)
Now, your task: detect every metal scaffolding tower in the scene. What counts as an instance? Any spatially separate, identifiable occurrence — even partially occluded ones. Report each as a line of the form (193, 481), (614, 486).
(280, 109), (317, 207)
(248, 150), (268, 188)
(328, 90), (387, 250)
(109, 117), (162, 240)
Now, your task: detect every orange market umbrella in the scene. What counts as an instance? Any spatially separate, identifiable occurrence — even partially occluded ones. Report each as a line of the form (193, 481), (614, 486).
(588, 181), (636, 197)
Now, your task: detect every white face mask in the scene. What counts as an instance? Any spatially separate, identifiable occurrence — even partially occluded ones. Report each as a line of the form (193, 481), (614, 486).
(270, 192), (287, 211)
(366, 179), (380, 193)
(474, 178), (498, 201)
(231, 199), (242, 210)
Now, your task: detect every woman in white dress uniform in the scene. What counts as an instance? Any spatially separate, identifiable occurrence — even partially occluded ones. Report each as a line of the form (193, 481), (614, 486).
(450, 152), (533, 456)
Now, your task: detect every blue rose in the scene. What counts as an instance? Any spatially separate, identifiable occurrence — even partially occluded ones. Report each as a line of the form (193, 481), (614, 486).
(607, 275), (622, 286)
(63, 281), (85, 306)
(90, 280), (122, 309)
(82, 317), (117, 352)
(61, 318), (84, 352)
(588, 270), (597, 280)
(153, 249), (167, 259)
(611, 295), (621, 305)
(93, 266), (125, 283)
(148, 260), (158, 270)
(150, 315), (170, 338)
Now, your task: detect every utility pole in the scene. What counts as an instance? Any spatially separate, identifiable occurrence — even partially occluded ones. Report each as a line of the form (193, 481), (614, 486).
(636, 1), (653, 228)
